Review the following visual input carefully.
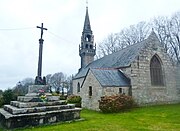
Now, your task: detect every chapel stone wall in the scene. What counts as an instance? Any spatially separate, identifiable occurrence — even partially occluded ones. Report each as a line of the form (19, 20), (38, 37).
(102, 87), (129, 96)
(176, 64), (180, 99)
(130, 38), (179, 105)
(72, 78), (84, 96)
(80, 70), (102, 110)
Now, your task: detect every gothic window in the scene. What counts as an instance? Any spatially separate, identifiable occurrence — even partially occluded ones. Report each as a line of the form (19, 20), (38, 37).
(150, 55), (164, 86)
(77, 82), (80, 93)
(85, 44), (88, 48)
(89, 86), (92, 97)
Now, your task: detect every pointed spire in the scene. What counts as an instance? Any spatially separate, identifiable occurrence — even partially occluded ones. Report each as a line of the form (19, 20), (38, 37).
(148, 28), (159, 41)
(83, 5), (92, 33)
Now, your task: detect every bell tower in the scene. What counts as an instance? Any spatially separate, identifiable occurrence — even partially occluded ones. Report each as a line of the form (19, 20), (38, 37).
(79, 6), (96, 69)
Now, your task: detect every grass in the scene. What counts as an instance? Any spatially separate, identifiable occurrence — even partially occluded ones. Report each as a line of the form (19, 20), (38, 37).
(1, 104), (180, 131)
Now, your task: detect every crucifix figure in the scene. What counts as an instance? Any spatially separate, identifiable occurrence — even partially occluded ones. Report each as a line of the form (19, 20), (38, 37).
(35, 23), (48, 85)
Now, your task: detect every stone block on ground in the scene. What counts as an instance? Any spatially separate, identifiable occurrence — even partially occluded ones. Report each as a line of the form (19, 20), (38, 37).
(0, 107), (81, 129)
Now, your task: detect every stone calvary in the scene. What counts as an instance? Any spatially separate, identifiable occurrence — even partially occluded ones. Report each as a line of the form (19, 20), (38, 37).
(0, 23), (81, 129)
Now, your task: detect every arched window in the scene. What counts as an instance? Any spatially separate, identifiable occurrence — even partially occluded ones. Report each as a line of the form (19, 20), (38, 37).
(90, 45), (93, 49)
(85, 34), (91, 42)
(150, 55), (164, 86)
(77, 82), (80, 93)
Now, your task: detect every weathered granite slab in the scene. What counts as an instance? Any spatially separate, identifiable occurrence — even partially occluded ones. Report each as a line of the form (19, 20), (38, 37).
(4, 104), (75, 115)
(10, 101), (66, 108)
(28, 85), (49, 93)
(0, 107), (81, 129)
(25, 92), (52, 97)
(17, 95), (59, 102)
(47, 96), (59, 101)
(17, 96), (39, 102)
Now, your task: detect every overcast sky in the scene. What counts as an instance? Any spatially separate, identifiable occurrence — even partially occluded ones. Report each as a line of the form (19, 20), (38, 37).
(0, 0), (180, 90)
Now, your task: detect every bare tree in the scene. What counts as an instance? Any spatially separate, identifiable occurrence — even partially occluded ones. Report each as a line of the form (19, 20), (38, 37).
(45, 74), (52, 92)
(151, 12), (180, 63)
(66, 75), (73, 95)
(50, 72), (65, 93)
(97, 11), (180, 64)
(169, 12), (180, 63)
(97, 21), (150, 58)
(13, 78), (34, 95)
(151, 16), (170, 52)
(97, 33), (120, 58)
(45, 72), (73, 95)
(45, 74), (52, 85)
(20, 78), (34, 86)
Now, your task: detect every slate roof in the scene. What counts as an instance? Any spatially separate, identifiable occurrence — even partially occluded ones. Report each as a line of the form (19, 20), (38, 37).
(91, 68), (130, 87)
(74, 31), (159, 79)
(74, 41), (145, 79)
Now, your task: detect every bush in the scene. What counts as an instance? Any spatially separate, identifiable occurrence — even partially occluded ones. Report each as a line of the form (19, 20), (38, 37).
(60, 95), (67, 100)
(99, 94), (136, 113)
(2, 89), (16, 105)
(0, 97), (4, 107)
(67, 95), (81, 107)
(52, 92), (60, 96)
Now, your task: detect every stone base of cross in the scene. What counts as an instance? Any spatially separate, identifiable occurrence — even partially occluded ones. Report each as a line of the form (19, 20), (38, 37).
(35, 76), (46, 85)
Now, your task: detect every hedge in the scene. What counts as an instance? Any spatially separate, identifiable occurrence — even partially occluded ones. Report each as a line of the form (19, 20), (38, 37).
(99, 94), (136, 113)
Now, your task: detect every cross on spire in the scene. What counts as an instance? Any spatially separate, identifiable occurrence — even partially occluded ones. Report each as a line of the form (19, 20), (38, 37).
(37, 23), (47, 39)
(86, 0), (88, 8)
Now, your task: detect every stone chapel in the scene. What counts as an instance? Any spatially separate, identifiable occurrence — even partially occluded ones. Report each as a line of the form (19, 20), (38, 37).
(72, 7), (180, 110)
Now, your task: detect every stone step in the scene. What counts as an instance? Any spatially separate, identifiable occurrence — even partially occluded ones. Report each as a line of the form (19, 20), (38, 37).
(25, 93), (52, 97)
(10, 100), (66, 108)
(17, 96), (39, 102)
(3, 104), (75, 115)
(0, 107), (81, 129)
(17, 95), (60, 102)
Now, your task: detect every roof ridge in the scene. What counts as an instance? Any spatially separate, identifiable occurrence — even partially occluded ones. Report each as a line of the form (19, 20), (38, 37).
(115, 38), (147, 52)
(92, 67), (118, 70)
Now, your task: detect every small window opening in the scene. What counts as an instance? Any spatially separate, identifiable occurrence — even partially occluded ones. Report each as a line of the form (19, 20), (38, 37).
(77, 83), (80, 93)
(119, 88), (122, 94)
(85, 44), (88, 48)
(89, 86), (92, 97)
(90, 45), (93, 49)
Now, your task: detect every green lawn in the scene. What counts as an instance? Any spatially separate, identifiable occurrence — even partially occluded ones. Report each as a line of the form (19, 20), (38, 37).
(1, 104), (180, 131)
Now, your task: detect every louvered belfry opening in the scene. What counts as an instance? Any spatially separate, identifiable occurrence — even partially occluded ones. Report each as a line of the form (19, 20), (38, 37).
(150, 55), (164, 86)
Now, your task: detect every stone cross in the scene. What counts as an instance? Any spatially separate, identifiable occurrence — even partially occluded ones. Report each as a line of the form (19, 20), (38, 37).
(37, 23), (47, 40)
(35, 23), (47, 85)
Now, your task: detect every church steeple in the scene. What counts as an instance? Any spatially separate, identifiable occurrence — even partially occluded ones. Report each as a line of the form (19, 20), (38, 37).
(83, 7), (92, 33)
(79, 5), (96, 70)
